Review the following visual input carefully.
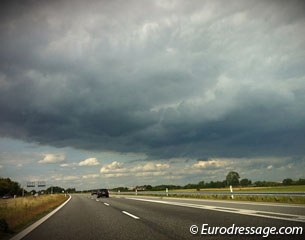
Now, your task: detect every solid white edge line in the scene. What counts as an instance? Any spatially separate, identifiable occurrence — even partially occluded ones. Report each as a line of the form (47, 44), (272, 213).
(10, 195), (72, 240)
(122, 211), (140, 219)
(126, 197), (305, 223)
(104, 203), (110, 206)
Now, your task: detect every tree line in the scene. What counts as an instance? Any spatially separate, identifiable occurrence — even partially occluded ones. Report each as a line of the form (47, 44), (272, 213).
(2, 172), (305, 196)
(0, 178), (23, 196)
(112, 171), (305, 191)
(0, 177), (77, 197)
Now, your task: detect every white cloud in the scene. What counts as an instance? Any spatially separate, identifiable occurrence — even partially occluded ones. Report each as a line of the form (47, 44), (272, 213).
(82, 174), (99, 179)
(100, 161), (171, 178)
(103, 173), (130, 178)
(134, 171), (167, 177)
(132, 162), (170, 172)
(79, 158), (99, 166)
(100, 161), (124, 173)
(60, 162), (78, 168)
(60, 163), (69, 167)
(192, 159), (229, 169)
(156, 163), (170, 169)
(53, 175), (79, 181)
(38, 153), (66, 164)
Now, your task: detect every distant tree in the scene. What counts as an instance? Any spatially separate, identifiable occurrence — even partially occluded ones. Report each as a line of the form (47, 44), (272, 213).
(254, 181), (281, 187)
(198, 181), (205, 188)
(66, 188), (76, 193)
(152, 185), (181, 191)
(30, 190), (37, 195)
(0, 178), (23, 196)
(205, 181), (226, 188)
(112, 187), (129, 192)
(296, 179), (305, 185)
(184, 183), (198, 189)
(282, 178), (293, 185)
(46, 186), (65, 194)
(240, 178), (252, 187)
(226, 171), (240, 186)
(145, 185), (153, 190)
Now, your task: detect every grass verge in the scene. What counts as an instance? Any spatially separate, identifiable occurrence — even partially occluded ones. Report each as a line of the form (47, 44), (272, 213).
(128, 193), (305, 204)
(171, 185), (305, 192)
(168, 193), (305, 204)
(0, 194), (68, 239)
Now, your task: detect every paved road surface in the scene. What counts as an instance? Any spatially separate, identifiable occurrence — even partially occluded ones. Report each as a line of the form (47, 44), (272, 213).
(21, 194), (305, 240)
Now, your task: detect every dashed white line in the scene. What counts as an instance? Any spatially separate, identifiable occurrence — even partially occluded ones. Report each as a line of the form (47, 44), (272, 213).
(122, 211), (140, 219)
(104, 203), (110, 206)
(96, 199), (99, 202)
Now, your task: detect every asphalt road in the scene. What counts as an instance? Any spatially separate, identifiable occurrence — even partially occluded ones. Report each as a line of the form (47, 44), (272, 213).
(21, 194), (305, 240)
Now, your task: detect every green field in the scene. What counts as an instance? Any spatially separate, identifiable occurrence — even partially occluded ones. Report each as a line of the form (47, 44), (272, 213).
(158, 193), (305, 204)
(171, 185), (305, 192)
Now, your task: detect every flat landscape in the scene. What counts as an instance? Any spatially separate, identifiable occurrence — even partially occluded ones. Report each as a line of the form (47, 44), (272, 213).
(1, 0), (305, 239)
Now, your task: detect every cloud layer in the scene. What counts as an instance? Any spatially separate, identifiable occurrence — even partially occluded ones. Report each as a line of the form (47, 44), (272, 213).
(1, 0), (305, 164)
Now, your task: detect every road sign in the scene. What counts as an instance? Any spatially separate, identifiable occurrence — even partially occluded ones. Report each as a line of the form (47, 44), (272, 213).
(38, 181), (46, 187)
(27, 182), (35, 187)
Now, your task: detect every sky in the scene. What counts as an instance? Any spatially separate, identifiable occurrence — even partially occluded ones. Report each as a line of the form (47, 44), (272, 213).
(1, 0), (305, 190)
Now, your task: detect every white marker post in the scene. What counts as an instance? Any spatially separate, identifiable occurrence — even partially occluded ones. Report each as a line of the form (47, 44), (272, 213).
(118, 190), (120, 195)
(135, 189), (138, 196)
(230, 185), (234, 199)
(166, 188), (168, 197)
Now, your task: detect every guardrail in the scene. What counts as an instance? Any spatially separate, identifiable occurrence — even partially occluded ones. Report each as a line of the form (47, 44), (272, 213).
(109, 191), (305, 197)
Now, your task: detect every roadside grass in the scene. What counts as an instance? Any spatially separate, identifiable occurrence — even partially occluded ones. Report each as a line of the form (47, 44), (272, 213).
(166, 194), (305, 204)
(115, 193), (305, 204)
(0, 194), (67, 239)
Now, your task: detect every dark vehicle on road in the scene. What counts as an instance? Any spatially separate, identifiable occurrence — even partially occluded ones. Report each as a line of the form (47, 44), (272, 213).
(1, 194), (12, 199)
(97, 189), (109, 198)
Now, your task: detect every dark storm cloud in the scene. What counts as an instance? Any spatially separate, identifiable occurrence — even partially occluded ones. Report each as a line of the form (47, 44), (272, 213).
(1, 0), (305, 159)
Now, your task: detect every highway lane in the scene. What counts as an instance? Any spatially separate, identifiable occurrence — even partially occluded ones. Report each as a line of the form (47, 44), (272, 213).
(117, 195), (305, 216)
(21, 194), (305, 240)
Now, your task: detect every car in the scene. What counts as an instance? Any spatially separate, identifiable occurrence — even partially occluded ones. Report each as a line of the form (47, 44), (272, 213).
(97, 189), (109, 198)
(2, 194), (12, 199)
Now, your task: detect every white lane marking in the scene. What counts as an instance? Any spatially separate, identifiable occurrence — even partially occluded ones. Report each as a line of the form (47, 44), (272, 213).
(122, 211), (140, 219)
(96, 199), (99, 202)
(104, 203), (110, 206)
(10, 195), (72, 240)
(126, 197), (305, 223)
